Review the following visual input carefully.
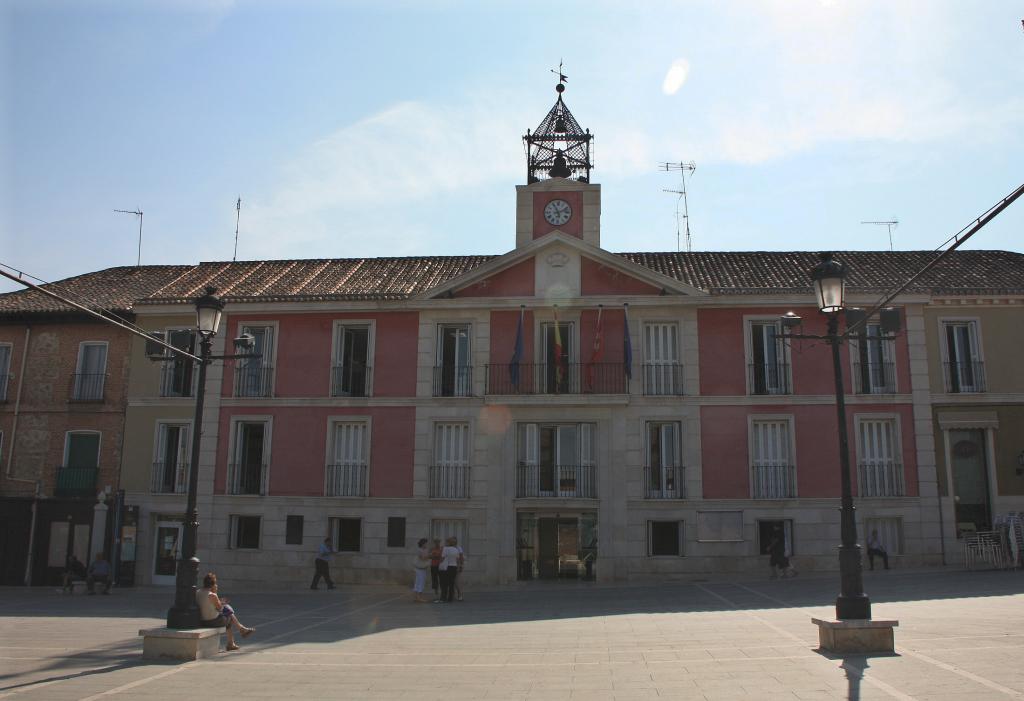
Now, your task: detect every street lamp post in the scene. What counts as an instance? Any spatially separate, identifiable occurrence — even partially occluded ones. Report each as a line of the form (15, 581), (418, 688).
(810, 253), (871, 620)
(166, 287), (224, 629)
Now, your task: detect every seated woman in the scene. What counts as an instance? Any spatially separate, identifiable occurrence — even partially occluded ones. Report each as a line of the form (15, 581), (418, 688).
(196, 572), (255, 651)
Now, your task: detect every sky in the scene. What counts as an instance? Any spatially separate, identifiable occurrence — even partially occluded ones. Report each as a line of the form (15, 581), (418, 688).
(2, 0), (1023, 294)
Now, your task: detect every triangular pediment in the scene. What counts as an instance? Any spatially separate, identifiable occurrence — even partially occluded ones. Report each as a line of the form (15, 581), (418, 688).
(418, 233), (707, 300)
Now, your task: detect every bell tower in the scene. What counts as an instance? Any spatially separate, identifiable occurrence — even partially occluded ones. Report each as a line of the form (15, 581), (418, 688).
(516, 69), (601, 249)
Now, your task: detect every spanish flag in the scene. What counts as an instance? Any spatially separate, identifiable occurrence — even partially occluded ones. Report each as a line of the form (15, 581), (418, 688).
(553, 305), (565, 388)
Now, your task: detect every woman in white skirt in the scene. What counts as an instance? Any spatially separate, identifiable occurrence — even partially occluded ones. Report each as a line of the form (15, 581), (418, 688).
(412, 538), (430, 602)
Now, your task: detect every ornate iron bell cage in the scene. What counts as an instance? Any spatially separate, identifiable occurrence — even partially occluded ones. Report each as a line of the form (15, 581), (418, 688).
(524, 82), (593, 184)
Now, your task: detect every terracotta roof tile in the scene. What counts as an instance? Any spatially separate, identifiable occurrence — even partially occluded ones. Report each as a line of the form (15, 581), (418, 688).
(2, 251), (1021, 316)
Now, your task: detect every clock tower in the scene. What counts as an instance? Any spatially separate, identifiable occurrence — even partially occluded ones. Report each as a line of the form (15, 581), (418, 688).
(516, 75), (601, 249)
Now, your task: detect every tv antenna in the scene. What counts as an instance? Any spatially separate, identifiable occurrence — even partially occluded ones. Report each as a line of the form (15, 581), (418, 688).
(233, 197), (242, 261)
(662, 161), (696, 252)
(114, 208), (143, 266)
(861, 219), (899, 251)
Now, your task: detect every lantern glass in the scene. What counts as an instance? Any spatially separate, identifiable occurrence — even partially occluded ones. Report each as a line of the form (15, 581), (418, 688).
(813, 276), (845, 313)
(194, 287), (224, 336)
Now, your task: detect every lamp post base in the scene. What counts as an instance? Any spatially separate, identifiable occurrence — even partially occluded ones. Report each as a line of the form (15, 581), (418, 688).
(836, 594), (871, 621)
(166, 604), (201, 630)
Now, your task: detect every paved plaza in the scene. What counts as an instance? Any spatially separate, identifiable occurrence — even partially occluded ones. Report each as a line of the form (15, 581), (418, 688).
(1, 568), (1023, 700)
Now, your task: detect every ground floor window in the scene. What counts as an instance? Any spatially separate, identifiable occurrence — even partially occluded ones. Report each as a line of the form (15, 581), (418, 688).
(285, 515), (304, 545)
(430, 519), (467, 553)
(648, 520), (684, 556)
(864, 517), (903, 556)
(331, 517), (361, 552)
(387, 517), (406, 548)
(229, 515), (261, 549)
(757, 519), (793, 556)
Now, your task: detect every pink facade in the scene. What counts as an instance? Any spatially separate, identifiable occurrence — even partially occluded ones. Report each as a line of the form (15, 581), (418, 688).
(700, 404), (918, 499)
(214, 406), (415, 498)
(221, 311), (419, 398)
(454, 258), (535, 298)
(581, 257), (662, 296)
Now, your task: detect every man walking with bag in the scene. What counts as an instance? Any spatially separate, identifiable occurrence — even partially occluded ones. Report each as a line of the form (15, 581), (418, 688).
(311, 537), (336, 590)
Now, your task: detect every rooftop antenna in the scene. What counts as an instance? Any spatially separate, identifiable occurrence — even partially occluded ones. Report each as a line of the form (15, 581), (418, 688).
(861, 219), (899, 251)
(233, 197), (242, 261)
(661, 161), (696, 252)
(114, 208), (143, 266)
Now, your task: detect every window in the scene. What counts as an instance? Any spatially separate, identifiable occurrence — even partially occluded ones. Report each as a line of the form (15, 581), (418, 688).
(435, 324), (472, 396)
(942, 321), (984, 393)
(645, 421), (683, 499)
(63, 431), (100, 471)
(750, 419), (795, 498)
(229, 515), (261, 549)
(285, 515), (304, 545)
(856, 418), (904, 497)
(387, 517), (406, 548)
(430, 518), (467, 553)
(747, 320), (789, 395)
(332, 323), (371, 397)
(852, 323), (896, 394)
(235, 325), (275, 397)
(643, 323), (683, 395)
(330, 517), (361, 552)
(541, 321), (573, 393)
(648, 521), (683, 556)
(160, 329), (195, 397)
(431, 422), (470, 498)
(228, 420), (269, 495)
(327, 421), (368, 496)
(152, 423), (190, 494)
(517, 423), (595, 498)
(864, 517), (903, 556)
(0, 343), (11, 401)
(758, 520), (793, 555)
(73, 342), (107, 401)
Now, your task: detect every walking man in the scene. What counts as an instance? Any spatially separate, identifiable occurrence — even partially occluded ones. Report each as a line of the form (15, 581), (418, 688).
(86, 553), (112, 594)
(311, 537), (336, 590)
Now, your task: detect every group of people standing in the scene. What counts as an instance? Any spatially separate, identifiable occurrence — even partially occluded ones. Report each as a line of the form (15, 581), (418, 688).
(413, 537), (464, 603)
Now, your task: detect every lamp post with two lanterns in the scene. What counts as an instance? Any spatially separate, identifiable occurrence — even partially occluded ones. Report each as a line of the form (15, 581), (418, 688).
(164, 287), (257, 629)
(780, 253), (901, 620)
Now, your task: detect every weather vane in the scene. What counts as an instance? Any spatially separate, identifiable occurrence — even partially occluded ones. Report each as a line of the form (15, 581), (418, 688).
(550, 60), (568, 88)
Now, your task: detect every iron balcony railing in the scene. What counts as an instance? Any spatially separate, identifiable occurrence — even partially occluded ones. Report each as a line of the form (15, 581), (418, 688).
(642, 363), (684, 396)
(748, 363), (790, 395)
(331, 364), (371, 397)
(234, 365), (274, 398)
(151, 461), (187, 494)
(55, 466), (99, 498)
(858, 461), (905, 497)
(70, 373), (107, 402)
(852, 362), (897, 394)
(159, 362), (195, 398)
(227, 462), (268, 496)
(432, 365), (474, 397)
(751, 463), (796, 499)
(944, 361), (986, 393)
(325, 463), (368, 497)
(0, 374), (11, 402)
(486, 362), (627, 395)
(515, 463), (597, 498)
(429, 464), (470, 499)
(643, 465), (685, 499)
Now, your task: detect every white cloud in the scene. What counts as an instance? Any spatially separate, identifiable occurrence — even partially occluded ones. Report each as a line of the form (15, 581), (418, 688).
(661, 59), (690, 96)
(241, 96), (526, 258)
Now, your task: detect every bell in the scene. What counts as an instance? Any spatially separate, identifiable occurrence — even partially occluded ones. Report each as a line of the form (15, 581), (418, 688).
(548, 151), (571, 178)
(554, 116), (566, 133)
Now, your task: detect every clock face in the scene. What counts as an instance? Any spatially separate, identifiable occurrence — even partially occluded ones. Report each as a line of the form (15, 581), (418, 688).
(543, 199), (572, 226)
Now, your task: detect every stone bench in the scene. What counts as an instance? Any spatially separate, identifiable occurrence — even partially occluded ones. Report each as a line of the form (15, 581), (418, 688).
(139, 627), (222, 660)
(811, 617), (899, 654)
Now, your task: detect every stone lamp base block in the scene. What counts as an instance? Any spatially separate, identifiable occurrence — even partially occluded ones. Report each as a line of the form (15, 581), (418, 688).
(811, 618), (899, 654)
(139, 627), (222, 660)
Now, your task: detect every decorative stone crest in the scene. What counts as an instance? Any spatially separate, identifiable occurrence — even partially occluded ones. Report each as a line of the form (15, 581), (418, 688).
(546, 252), (570, 268)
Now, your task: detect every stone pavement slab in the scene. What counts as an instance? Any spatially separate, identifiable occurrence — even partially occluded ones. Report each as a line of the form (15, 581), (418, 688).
(0, 568), (1022, 700)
